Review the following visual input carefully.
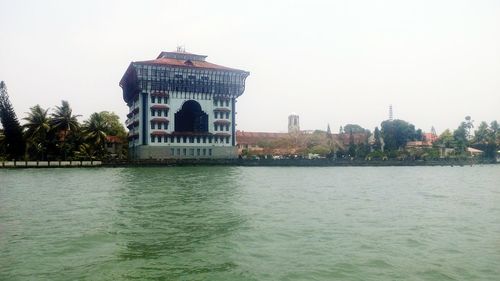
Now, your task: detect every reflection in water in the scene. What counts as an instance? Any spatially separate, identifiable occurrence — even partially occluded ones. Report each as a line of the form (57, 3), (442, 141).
(2, 166), (500, 281)
(114, 167), (245, 278)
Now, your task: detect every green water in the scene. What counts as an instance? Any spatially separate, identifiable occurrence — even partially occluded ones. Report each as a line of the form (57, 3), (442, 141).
(1, 166), (499, 280)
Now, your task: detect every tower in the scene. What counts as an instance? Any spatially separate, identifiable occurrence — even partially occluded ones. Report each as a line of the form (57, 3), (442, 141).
(288, 113), (300, 133)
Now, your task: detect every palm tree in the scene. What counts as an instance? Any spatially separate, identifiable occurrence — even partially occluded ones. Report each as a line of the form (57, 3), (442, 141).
(83, 112), (111, 158)
(23, 105), (51, 160)
(51, 100), (81, 160)
(51, 100), (81, 135)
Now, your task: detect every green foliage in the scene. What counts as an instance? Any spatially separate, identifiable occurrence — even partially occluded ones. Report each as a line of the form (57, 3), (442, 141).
(471, 120), (499, 159)
(23, 105), (51, 160)
(380, 119), (417, 152)
(373, 126), (382, 151)
(309, 144), (330, 156)
(0, 81), (25, 160)
(367, 150), (386, 159)
(98, 111), (127, 137)
(344, 124), (365, 133)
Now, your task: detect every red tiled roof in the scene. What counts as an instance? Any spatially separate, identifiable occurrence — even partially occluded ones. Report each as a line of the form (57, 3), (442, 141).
(236, 131), (288, 145)
(151, 104), (169, 110)
(151, 131), (169, 136)
(134, 57), (246, 72)
(214, 108), (231, 112)
(214, 120), (231, 125)
(106, 135), (123, 143)
(150, 92), (169, 97)
(150, 117), (169, 123)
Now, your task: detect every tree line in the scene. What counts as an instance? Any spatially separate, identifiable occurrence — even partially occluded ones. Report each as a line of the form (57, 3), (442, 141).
(0, 81), (127, 161)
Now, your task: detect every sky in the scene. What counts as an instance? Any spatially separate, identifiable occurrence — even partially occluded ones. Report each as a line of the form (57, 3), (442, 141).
(0, 0), (499, 134)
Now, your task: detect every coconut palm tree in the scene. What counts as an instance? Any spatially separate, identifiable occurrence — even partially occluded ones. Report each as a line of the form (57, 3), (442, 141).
(83, 112), (111, 158)
(23, 105), (51, 160)
(51, 100), (81, 134)
(51, 100), (81, 160)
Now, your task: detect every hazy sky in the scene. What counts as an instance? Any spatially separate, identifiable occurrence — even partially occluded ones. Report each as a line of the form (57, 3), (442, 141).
(1, 0), (499, 134)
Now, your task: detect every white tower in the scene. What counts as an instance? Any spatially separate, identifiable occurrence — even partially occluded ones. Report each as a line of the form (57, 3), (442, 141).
(288, 113), (300, 133)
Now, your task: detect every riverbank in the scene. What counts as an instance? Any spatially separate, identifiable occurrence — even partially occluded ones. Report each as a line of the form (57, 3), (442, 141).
(0, 160), (102, 168)
(107, 158), (496, 167)
(1, 158), (497, 168)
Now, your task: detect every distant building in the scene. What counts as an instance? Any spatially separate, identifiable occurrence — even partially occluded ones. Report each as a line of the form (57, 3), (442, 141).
(288, 113), (300, 133)
(105, 136), (124, 158)
(120, 49), (249, 160)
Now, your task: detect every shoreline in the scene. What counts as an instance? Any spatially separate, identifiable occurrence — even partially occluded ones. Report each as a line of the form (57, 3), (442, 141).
(1, 159), (497, 168)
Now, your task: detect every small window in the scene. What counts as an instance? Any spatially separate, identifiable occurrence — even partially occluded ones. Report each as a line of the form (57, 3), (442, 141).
(177, 148), (181, 156)
(197, 149), (200, 156)
(151, 96), (155, 103)
(208, 149), (212, 156)
(151, 136), (155, 143)
(183, 148), (187, 156)
(226, 112), (229, 119)
(158, 136), (162, 142)
(170, 148), (175, 155)
(226, 137), (230, 144)
(151, 123), (155, 130)
(203, 149), (206, 156)
(151, 110), (155, 116)
(215, 112), (218, 119)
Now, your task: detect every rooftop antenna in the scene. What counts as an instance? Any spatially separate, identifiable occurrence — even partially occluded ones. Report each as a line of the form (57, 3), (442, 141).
(389, 104), (393, 121)
(176, 45), (186, 53)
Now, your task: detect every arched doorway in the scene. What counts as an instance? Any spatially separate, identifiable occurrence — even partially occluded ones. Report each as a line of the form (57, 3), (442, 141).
(174, 100), (208, 132)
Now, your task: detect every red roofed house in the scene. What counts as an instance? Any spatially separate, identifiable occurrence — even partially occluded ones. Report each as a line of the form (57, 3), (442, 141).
(120, 48), (249, 160)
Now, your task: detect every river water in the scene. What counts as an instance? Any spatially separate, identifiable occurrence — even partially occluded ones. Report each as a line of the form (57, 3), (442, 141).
(1, 166), (499, 280)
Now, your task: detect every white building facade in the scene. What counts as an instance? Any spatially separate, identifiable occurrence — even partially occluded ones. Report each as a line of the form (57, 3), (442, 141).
(120, 50), (249, 160)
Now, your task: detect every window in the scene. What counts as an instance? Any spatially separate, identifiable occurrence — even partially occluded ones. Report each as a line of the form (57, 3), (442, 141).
(214, 124), (218, 131)
(226, 137), (230, 144)
(208, 149), (212, 156)
(203, 149), (206, 156)
(226, 112), (230, 119)
(197, 137), (200, 143)
(209, 137), (212, 143)
(151, 123), (155, 130)
(157, 123), (162, 130)
(177, 148), (181, 156)
(151, 110), (155, 116)
(151, 136), (155, 143)
(190, 149), (194, 156)
(183, 148), (187, 156)
(171, 148), (175, 155)
(158, 136), (162, 142)
(225, 100), (229, 107)
(197, 149), (200, 156)
(151, 96), (156, 103)
(215, 112), (218, 119)
(202, 137), (206, 143)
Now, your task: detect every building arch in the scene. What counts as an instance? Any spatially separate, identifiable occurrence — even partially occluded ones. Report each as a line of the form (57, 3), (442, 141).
(174, 100), (208, 132)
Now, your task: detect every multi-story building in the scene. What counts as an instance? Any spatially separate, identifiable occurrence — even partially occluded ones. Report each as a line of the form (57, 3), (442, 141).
(119, 49), (249, 160)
